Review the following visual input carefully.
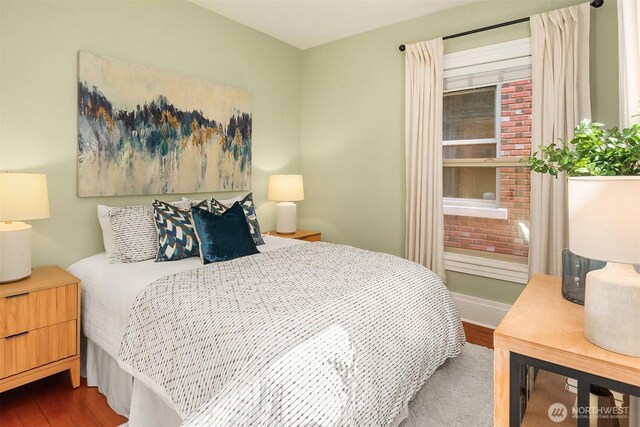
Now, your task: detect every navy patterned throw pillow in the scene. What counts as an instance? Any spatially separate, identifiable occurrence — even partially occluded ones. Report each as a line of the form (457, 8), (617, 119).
(153, 200), (205, 262)
(209, 193), (265, 245)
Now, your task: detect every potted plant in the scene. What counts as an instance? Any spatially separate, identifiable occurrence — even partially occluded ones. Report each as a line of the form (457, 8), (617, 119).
(525, 119), (640, 302)
(525, 119), (640, 177)
(524, 119), (640, 356)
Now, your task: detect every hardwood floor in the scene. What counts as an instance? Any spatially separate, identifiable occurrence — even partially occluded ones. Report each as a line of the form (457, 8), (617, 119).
(0, 373), (127, 427)
(0, 321), (493, 426)
(463, 321), (495, 350)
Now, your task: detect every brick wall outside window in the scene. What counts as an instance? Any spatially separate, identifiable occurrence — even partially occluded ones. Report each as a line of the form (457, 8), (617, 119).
(444, 79), (532, 258)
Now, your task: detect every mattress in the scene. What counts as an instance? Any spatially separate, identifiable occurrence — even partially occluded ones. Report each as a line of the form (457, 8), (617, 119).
(68, 235), (304, 359)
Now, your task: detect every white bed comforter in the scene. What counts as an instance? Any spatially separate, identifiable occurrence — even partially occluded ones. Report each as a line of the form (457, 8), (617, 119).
(68, 235), (305, 359)
(116, 242), (464, 427)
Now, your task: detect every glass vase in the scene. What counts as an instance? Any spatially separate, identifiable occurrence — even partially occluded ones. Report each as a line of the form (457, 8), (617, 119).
(561, 249), (606, 305)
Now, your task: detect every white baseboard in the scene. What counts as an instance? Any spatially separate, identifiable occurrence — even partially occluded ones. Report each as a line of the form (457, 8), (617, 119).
(451, 292), (512, 329)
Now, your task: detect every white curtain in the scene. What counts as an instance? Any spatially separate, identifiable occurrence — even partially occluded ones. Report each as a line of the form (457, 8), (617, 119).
(618, 0), (640, 127)
(405, 39), (446, 281)
(529, 2), (591, 277)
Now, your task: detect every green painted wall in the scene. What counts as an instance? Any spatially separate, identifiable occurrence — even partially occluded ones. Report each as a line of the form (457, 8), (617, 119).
(1, 0), (620, 305)
(445, 271), (524, 305)
(299, 0), (619, 304)
(0, 0), (302, 268)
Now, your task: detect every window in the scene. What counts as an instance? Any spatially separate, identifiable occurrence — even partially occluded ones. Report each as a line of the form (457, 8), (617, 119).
(443, 86), (501, 210)
(441, 38), (532, 277)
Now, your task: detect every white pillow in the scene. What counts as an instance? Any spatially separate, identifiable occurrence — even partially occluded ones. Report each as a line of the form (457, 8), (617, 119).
(97, 200), (192, 262)
(97, 205), (117, 255)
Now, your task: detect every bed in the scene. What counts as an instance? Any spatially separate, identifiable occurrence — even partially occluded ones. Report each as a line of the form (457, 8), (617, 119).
(68, 235), (464, 426)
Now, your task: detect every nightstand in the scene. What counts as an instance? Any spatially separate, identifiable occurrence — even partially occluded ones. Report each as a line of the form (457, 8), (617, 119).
(268, 230), (321, 242)
(494, 274), (640, 426)
(0, 266), (80, 392)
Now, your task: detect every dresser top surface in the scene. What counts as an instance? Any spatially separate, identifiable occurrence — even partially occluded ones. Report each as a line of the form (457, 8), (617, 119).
(0, 266), (79, 297)
(495, 274), (640, 374)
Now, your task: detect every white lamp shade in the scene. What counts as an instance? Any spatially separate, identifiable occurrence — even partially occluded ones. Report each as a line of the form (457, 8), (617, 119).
(568, 176), (640, 264)
(0, 173), (50, 222)
(268, 175), (304, 202)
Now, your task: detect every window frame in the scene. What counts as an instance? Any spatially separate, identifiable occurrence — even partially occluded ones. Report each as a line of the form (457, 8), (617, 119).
(444, 248), (529, 284)
(441, 37), (533, 272)
(441, 37), (532, 219)
(443, 84), (503, 209)
(443, 138), (497, 146)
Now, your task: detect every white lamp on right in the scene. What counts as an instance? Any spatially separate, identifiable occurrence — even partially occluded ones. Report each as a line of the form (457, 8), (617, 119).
(268, 174), (304, 234)
(568, 176), (640, 357)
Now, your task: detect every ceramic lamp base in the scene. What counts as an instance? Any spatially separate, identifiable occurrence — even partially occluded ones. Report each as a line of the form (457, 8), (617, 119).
(0, 222), (32, 283)
(275, 202), (297, 234)
(584, 262), (640, 357)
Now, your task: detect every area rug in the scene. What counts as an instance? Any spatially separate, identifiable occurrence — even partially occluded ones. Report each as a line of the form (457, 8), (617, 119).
(404, 343), (494, 426)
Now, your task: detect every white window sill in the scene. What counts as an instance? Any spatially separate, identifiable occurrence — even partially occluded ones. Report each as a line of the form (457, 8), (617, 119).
(443, 204), (508, 220)
(444, 251), (528, 284)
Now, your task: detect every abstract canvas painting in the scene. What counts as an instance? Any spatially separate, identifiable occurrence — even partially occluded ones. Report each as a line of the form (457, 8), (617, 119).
(77, 51), (252, 196)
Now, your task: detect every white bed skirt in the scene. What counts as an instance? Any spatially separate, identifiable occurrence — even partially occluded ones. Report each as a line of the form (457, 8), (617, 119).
(82, 336), (409, 427)
(82, 336), (182, 427)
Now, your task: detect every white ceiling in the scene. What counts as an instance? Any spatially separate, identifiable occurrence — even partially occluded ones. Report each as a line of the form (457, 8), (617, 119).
(190, 0), (478, 50)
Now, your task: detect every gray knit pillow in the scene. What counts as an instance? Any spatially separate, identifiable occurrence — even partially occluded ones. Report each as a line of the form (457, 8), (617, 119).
(106, 201), (192, 263)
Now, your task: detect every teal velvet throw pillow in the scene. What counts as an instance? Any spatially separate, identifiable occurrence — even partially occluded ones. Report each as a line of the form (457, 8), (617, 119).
(209, 193), (265, 246)
(191, 202), (259, 264)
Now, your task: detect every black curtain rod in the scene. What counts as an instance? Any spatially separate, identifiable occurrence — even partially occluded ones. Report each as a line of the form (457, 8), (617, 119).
(399, 0), (604, 51)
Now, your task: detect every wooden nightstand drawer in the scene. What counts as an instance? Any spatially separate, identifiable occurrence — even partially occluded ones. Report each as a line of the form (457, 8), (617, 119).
(0, 283), (78, 338)
(0, 319), (77, 378)
(0, 267), (81, 392)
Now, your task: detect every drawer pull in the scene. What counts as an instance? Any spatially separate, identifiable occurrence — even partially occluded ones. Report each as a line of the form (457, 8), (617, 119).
(5, 331), (28, 340)
(6, 292), (29, 299)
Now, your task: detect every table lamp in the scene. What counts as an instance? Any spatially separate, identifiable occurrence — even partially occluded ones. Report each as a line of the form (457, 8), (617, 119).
(568, 176), (640, 356)
(0, 173), (50, 282)
(268, 175), (304, 234)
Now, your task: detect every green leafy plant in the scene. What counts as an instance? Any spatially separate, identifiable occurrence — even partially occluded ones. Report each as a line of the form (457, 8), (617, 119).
(524, 119), (640, 177)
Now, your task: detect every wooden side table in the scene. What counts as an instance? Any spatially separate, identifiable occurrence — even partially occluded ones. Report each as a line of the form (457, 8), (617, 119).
(267, 230), (321, 242)
(0, 266), (81, 392)
(494, 274), (640, 426)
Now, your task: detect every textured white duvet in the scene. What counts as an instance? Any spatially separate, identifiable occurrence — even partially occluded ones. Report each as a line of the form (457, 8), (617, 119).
(68, 235), (304, 358)
(115, 242), (465, 426)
